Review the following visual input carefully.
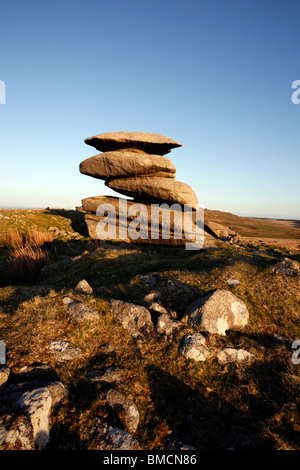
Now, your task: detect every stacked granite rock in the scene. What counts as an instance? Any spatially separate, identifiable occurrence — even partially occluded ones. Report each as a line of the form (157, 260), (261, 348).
(79, 131), (206, 246)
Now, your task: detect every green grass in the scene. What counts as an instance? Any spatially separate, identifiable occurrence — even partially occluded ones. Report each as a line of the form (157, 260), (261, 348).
(0, 208), (299, 450)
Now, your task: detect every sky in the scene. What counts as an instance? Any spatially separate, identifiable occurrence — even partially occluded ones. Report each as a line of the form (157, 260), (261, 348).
(0, 0), (299, 219)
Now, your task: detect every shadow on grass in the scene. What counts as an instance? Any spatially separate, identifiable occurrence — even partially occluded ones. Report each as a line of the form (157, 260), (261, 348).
(145, 363), (283, 450)
(0, 233), (288, 317)
(45, 208), (88, 236)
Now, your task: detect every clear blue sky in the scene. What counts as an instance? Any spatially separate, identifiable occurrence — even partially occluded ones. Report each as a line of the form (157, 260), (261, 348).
(0, 0), (299, 219)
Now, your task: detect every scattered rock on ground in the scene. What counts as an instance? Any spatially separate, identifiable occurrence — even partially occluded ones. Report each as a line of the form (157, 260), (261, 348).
(105, 389), (140, 434)
(0, 412), (35, 450)
(226, 278), (240, 286)
(217, 348), (254, 365)
(179, 334), (213, 362)
(106, 426), (141, 450)
(143, 292), (161, 303)
(16, 386), (52, 450)
(138, 272), (159, 287)
(156, 314), (180, 336)
(63, 296), (100, 323)
(102, 342), (115, 354)
(81, 417), (141, 450)
(269, 258), (300, 276)
(204, 221), (236, 239)
(184, 289), (249, 335)
(49, 340), (82, 362)
(15, 380), (67, 450)
(17, 363), (58, 383)
(167, 279), (177, 291)
(110, 299), (154, 339)
(82, 367), (123, 388)
(74, 279), (93, 294)
(146, 302), (168, 315)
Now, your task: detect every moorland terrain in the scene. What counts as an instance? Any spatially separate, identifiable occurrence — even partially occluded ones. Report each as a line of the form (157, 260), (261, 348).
(0, 207), (299, 450)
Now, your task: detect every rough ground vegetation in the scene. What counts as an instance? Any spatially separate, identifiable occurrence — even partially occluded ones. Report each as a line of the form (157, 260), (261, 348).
(0, 208), (299, 450)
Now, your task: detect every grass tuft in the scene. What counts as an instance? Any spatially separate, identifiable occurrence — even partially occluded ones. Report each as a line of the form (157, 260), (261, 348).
(8, 244), (49, 284)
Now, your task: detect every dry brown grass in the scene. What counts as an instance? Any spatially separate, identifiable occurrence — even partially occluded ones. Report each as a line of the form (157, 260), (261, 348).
(0, 229), (53, 249)
(1, 230), (24, 249)
(8, 245), (49, 284)
(0, 209), (299, 450)
(1, 229), (53, 284)
(25, 229), (53, 247)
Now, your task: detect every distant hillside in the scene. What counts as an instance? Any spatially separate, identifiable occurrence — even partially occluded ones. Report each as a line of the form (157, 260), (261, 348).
(204, 209), (300, 240)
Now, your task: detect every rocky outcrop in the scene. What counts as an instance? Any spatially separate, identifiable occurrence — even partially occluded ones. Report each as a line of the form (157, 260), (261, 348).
(82, 196), (204, 246)
(79, 131), (209, 248)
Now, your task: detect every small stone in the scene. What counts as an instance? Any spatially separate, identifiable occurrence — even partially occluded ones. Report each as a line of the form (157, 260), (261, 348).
(143, 292), (161, 303)
(138, 272), (158, 287)
(204, 221), (236, 239)
(156, 314), (180, 336)
(74, 279), (93, 294)
(49, 340), (82, 362)
(226, 279), (240, 286)
(0, 412), (35, 450)
(217, 348), (254, 365)
(179, 334), (213, 362)
(80, 417), (141, 450)
(82, 367), (122, 388)
(106, 427), (141, 450)
(274, 335), (285, 342)
(102, 342), (115, 354)
(147, 302), (168, 315)
(167, 279), (177, 292)
(269, 258), (300, 276)
(105, 389), (140, 434)
(110, 299), (154, 339)
(63, 297), (100, 323)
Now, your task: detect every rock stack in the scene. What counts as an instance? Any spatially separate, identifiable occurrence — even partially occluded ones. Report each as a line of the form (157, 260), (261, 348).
(79, 131), (206, 247)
